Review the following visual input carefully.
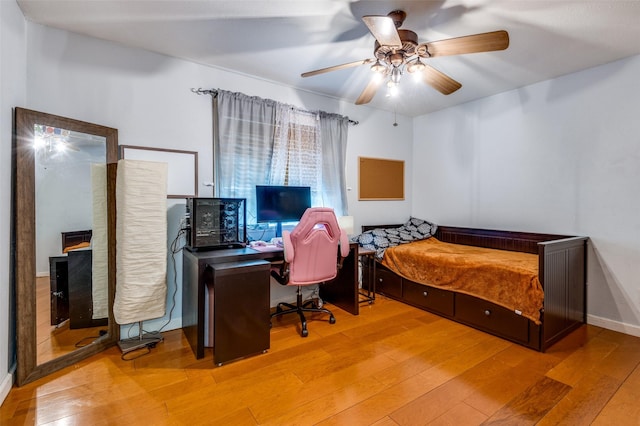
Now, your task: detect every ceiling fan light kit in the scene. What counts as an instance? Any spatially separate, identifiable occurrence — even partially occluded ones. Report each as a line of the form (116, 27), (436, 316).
(406, 58), (426, 73)
(302, 10), (509, 106)
(370, 59), (386, 73)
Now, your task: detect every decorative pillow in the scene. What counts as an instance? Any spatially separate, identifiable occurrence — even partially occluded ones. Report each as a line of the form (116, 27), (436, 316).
(352, 217), (437, 259)
(403, 216), (437, 237)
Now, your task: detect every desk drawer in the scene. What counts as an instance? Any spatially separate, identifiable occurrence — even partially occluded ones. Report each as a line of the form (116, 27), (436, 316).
(376, 266), (402, 299)
(455, 293), (530, 343)
(403, 280), (454, 317)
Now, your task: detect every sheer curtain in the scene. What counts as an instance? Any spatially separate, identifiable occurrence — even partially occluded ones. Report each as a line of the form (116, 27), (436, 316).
(213, 89), (349, 223)
(214, 90), (277, 222)
(318, 111), (349, 216)
(270, 106), (323, 206)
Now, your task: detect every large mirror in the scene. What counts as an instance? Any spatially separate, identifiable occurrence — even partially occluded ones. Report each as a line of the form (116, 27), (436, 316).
(14, 108), (119, 386)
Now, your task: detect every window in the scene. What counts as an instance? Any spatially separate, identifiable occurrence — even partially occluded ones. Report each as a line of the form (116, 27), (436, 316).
(270, 109), (322, 193)
(213, 90), (349, 237)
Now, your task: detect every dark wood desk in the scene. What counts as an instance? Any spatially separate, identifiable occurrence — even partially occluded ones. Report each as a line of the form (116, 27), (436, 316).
(182, 243), (359, 362)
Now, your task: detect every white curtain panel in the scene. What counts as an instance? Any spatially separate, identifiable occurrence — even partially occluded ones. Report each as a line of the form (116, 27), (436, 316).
(114, 159), (168, 325)
(91, 163), (108, 319)
(213, 90), (349, 216)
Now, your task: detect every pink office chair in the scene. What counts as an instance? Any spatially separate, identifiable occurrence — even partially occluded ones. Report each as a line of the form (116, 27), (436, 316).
(270, 207), (350, 337)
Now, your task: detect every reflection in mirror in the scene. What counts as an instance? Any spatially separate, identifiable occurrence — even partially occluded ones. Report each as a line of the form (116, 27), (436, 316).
(34, 125), (109, 365)
(14, 108), (119, 386)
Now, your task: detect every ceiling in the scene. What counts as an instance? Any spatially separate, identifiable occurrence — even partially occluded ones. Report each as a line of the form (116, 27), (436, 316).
(16, 0), (640, 117)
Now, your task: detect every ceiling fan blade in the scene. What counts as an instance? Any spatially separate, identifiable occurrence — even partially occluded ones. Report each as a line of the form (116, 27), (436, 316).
(421, 65), (462, 95)
(362, 15), (402, 48)
(418, 30), (509, 58)
(301, 59), (374, 78)
(355, 76), (384, 105)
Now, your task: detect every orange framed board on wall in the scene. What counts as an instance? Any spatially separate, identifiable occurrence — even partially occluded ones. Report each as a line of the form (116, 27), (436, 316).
(358, 157), (404, 200)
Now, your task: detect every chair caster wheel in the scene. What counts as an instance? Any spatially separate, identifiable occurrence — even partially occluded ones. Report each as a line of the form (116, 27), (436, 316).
(301, 329), (309, 337)
(329, 315), (336, 324)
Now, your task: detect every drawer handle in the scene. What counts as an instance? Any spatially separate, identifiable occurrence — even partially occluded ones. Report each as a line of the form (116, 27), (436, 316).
(422, 291), (428, 297)
(484, 309), (492, 316)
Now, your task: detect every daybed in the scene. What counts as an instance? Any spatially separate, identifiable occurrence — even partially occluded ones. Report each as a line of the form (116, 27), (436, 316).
(359, 222), (588, 352)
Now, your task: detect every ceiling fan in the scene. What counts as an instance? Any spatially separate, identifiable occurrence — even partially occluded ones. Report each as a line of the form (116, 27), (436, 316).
(301, 10), (509, 105)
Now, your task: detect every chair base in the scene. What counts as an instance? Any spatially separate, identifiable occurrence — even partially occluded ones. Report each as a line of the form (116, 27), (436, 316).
(271, 287), (335, 337)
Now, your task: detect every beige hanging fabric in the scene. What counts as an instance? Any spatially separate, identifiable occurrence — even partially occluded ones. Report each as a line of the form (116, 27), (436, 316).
(114, 159), (168, 324)
(91, 163), (108, 319)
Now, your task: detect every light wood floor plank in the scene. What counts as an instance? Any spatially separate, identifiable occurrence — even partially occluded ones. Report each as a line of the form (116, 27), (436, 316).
(545, 335), (619, 386)
(591, 363), (640, 425)
(429, 402), (488, 426)
(483, 376), (572, 424)
(536, 371), (621, 425)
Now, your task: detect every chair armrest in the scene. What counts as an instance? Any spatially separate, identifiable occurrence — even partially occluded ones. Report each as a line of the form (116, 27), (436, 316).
(339, 229), (350, 258)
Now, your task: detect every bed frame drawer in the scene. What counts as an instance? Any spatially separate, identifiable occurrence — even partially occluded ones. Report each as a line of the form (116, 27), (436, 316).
(455, 293), (530, 343)
(403, 280), (454, 317)
(376, 266), (402, 299)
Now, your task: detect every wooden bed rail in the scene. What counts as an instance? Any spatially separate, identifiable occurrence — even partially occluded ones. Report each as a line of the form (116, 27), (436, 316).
(435, 226), (571, 254)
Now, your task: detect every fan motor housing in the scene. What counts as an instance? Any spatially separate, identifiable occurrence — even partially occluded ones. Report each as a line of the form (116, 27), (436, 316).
(373, 29), (418, 62)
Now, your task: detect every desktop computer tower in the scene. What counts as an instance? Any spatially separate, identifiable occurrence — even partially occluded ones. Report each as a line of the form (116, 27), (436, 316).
(185, 198), (246, 250)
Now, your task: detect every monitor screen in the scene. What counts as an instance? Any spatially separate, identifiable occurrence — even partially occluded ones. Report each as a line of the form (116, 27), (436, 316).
(255, 185), (311, 223)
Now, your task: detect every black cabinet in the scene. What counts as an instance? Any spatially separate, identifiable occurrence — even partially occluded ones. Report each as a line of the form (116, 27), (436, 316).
(48, 250), (108, 329)
(183, 248), (271, 365)
(67, 250), (107, 329)
(209, 261), (270, 365)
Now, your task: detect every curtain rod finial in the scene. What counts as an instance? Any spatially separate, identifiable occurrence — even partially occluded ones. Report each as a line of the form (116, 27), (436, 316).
(191, 88), (218, 96)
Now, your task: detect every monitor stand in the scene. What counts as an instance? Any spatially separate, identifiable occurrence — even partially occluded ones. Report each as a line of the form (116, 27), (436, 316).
(275, 221), (283, 238)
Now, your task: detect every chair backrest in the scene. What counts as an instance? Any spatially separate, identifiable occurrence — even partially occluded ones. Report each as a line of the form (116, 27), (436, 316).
(282, 207), (350, 286)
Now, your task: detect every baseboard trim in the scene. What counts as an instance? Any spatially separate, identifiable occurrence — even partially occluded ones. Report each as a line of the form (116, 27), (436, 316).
(587, 314), (640, 338)
(0, 372), (13, 406)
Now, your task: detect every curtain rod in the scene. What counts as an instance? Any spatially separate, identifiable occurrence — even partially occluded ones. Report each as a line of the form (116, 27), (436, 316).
(191, 88), (359, 126)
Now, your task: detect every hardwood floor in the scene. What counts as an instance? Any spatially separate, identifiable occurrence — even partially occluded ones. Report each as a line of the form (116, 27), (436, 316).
(2, 295), (639, 425)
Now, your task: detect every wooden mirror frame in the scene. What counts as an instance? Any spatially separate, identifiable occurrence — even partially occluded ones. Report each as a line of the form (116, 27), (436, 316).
(13, 107), (119, 386)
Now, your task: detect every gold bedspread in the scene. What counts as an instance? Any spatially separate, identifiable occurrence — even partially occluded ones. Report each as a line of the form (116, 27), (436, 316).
(381, 238), (544, 324)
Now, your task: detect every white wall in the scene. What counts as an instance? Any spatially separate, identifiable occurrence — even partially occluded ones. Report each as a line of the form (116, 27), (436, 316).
(24, 22), (414, 335)
(1, 0), (27, 405)
(413, 54), (640, 336)
(347, 110), (413, 230)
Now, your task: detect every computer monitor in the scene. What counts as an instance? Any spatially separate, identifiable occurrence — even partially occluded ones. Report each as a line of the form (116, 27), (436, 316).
(255, 185), (311, 237)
